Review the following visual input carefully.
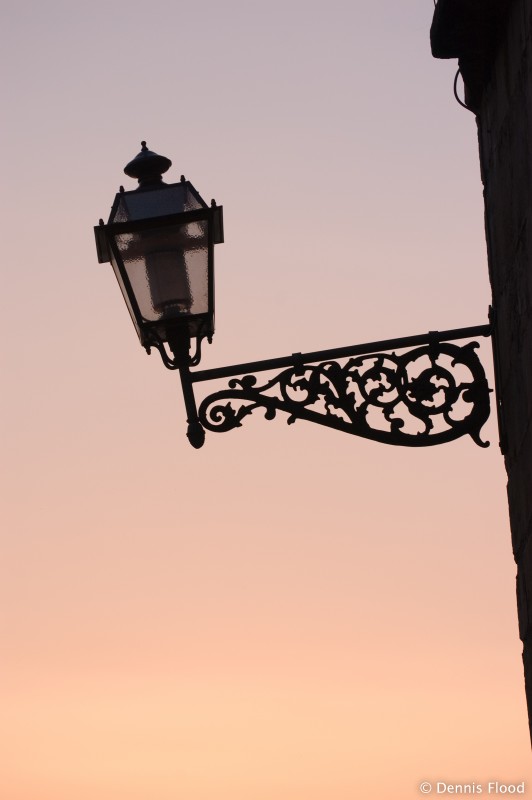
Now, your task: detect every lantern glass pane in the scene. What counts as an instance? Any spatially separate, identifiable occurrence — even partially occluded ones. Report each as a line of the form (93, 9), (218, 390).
(111, 184), (204, 223)
(112, 220), (209, 323)
(109, 249), (143, 339)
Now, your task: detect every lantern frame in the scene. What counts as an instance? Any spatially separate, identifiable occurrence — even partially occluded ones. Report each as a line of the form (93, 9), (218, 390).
(94, 147), (223, 368)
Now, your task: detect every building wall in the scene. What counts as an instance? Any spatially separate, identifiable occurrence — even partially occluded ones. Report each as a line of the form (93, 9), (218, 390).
(476, 0), (532, 741)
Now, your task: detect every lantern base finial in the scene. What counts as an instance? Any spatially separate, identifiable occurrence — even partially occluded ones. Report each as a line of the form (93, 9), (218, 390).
(187, 420), (205, 449)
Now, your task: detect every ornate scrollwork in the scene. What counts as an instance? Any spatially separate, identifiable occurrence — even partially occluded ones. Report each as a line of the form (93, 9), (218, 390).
(197, 341), (491, 447)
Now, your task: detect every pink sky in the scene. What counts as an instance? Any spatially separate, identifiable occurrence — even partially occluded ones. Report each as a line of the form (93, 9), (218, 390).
(2, 1), (530, 797)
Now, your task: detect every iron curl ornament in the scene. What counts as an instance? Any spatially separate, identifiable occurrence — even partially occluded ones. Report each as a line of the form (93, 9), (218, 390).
(184, 325), (492, 449)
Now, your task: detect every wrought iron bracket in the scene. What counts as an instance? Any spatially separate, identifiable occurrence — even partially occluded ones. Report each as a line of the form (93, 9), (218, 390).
(173, 324), (492, 449)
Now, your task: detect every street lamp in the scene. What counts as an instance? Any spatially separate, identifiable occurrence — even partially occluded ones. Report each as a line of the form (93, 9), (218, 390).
(95, 144), (494, 451)
(95, 142), (223, 447)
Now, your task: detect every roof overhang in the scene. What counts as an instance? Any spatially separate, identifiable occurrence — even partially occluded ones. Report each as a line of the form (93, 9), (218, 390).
(430, 0), (514, 110)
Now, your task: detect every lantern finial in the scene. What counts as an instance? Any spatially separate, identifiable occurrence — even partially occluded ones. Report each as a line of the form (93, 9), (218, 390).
(124, 143), (172, 190)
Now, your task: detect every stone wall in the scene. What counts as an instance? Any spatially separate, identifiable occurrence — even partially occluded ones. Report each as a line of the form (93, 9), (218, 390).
(475, 0), (532, 742)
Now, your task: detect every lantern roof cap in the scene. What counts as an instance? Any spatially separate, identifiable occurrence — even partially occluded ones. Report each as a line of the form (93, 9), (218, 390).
(124, 142), (172, 190)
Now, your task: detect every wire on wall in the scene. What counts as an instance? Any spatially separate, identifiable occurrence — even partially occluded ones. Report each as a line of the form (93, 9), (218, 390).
(454, 68), (475, 112)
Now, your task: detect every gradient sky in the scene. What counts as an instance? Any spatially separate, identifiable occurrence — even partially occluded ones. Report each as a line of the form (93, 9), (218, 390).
(2, 1), (530, 798)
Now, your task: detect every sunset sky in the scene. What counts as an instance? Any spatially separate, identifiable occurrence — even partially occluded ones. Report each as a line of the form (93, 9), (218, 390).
(2, 1), (531, 797)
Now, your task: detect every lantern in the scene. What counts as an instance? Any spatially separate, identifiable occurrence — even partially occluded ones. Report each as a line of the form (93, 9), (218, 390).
(95, 142), (223, 364)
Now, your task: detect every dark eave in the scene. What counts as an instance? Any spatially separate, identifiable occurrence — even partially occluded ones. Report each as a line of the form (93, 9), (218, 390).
(430, 0), (514, 110)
